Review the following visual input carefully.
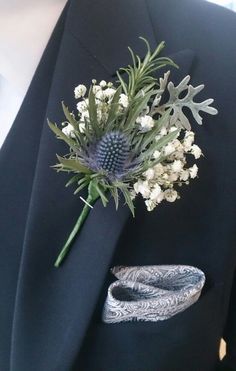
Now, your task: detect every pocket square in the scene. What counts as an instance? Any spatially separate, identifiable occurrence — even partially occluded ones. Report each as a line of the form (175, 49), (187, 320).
(102, 265), (206, 323)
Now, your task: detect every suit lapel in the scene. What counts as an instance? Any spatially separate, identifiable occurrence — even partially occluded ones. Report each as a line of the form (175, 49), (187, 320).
(10, 0), (196, 370)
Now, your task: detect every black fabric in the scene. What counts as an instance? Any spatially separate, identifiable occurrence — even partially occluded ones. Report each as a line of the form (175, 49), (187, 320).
(0, 0), (236, 370)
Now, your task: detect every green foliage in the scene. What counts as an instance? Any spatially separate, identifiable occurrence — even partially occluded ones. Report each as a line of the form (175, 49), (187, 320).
(117, 37), (178, 100)
(48, 38), (181, 217)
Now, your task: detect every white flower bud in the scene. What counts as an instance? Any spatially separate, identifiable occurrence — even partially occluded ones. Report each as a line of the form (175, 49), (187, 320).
(154, 163), (164, 176)
(99, 80), (107, 87)
(189, 164), (198, 178)
(76, 100), (88, 113)
(95, 89), (106, 100)
(160, 127), (167, 136)
(164, 189), (178, 202)
(133, 180), (151, 198)
(179, 170), (189, 181)
(164, 143), (175, 156)
(104, 87), (116, 99)
(145, 199), (157, 211)
(190, 144), (202, 159)
(171, 160), (183, 173)
(62, 123), (76, 138)
(144, 168), (155, 180)
(92, 85), (102, 94)
(74, 84), (87, 99)
(119, 94), (129, 108)
(168, 172), (179, 182)
(150, 184), (163, 203)
(169, 126), (178, 133)
(136, 115), (154, 132)
(153, 150), (161, 159)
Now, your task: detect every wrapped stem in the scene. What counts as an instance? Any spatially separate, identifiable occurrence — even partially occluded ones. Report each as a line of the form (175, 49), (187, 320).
(54, 181), (100, 267)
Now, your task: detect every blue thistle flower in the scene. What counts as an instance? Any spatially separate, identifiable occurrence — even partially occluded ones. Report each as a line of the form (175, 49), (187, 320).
(84, 130), (135, 181)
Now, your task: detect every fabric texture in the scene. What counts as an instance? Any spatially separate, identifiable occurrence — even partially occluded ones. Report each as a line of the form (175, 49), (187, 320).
(102, 265), (206, 323)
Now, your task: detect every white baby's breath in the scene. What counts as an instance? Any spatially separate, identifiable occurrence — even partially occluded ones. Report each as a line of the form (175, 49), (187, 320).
(119, 94), (129, 108)
(164, 189), (178, 202)
(171, 160), (183, 173)
(77, 100), (88, 113)
(62, 123), (76, 138)
(190, 144), (202, 159)
(189, 164), (198, 178)
(99, 80), (107, 87)
(133, 179), (151, 198)
(136, 115), (155, 132)
(74, 84), (87, 99)
(164, 142), (175, 156)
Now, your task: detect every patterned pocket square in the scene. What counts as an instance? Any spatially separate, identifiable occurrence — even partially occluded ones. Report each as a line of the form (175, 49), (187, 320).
(102, 265), (206, 323)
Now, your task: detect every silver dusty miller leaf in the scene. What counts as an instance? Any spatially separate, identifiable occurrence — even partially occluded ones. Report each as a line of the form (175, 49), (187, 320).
(151, 71), (171, 110)
(151, 74), (218, 130)
(165, 75), (218, 130)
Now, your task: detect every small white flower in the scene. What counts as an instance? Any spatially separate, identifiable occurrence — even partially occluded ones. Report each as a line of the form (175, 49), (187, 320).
(169, 126), (178, 133)
(92, 85), (102, 94)
(168, 172), (179, 182)
(136, 115), (154, 132)
(179, 170), (189, 181)
(153, 150), (161, 159)
(164, 189), (178, 202)
(74, 84), (87, 99)
(173, 150), (185, 160)
(77, 100), (88, 113)
(190, 144), (202, 159)
(185, 131), (195, 141)
(119, 94), (129, 108)
(172, 139), (183, 151)
(160, 127), (167, 136)
(99, 80), (107, 87)
(80, 111), (89, 122)
(104, 87), (116, 99)
(154, 163), (164, 176)
(150, 184), (163, 203)
(155, 127), (167, 141)
(164, 143), (175, 156)
(162, 173), (169, 180)
(145, 199), (157, 211)
(171, 160), (183, 173)
(133, 180), (151, 198)
(95, 90), (106, 100)
(189, 164), (198, 178)
(62, 123), (76, 138)
(144, 168), (155, 180)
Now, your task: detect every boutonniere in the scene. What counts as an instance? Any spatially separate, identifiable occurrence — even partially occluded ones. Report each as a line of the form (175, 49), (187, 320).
(48, 37), (218, 267)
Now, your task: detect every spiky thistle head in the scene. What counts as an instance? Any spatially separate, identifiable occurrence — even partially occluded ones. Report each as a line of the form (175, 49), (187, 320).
(85, 130), (133, 180)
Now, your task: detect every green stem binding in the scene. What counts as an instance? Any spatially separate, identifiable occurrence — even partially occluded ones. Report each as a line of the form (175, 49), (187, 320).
(54, 181), (100, 267)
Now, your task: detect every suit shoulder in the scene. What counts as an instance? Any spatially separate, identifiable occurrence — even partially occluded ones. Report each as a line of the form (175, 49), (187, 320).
(174, 0), (236, 36)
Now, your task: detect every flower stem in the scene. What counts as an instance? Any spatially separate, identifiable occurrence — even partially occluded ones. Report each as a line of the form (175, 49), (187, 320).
(54, 182), (100, 267)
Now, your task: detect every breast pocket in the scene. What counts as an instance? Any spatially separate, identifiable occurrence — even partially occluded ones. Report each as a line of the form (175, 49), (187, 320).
(78, 281), (224, 371)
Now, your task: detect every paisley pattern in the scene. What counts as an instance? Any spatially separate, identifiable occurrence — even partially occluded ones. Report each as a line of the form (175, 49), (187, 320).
(102, 265), (206, 323)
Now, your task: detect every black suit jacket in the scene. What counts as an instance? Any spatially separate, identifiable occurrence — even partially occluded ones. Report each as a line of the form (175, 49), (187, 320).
(0, 0), (236, 370)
